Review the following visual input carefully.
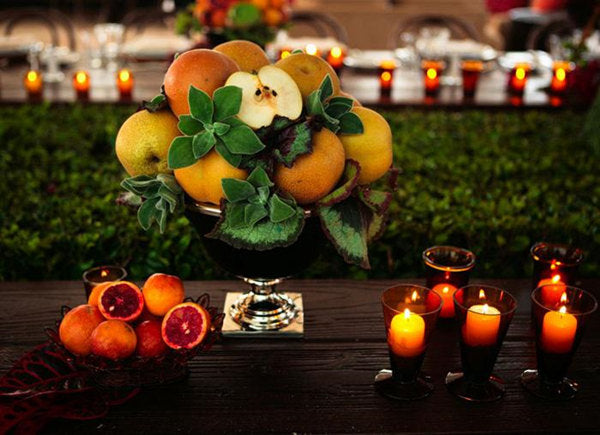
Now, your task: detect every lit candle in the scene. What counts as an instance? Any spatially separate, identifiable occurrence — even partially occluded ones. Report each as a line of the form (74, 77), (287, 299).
(23, 70), (43, 97)
(432, 283), (458, 318)
(305, 44), (320, 57)
(326, 46), (345, 71)
(551, 61), (571, 94)
(541, 305), (577, 354)
(461, 60), (483, 98)
(538, 274), (567, 306)
(508, 63), (530, 94)
(72, 70), (91, 97)
(379, 59), (396, 94)
(116, 68), (134, 98)
(422, 60), (442, 96)
(463, 290), (501, 346)
(279, 48), (292, 60)
(82, 265), (127, 298)
(388, 308), (425, 357)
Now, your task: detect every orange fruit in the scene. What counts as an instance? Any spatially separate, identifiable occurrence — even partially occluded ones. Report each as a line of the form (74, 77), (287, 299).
(263, 7), (283, 26)
(142, 273), (185, 317)
(162, 303), (211, 350)
(163, 49), (239, 117)
(135, 320), (168, 358)
(174, 149), (248, 205)
(98, 281), (144, 322)
(211, 9), (228, 27)
(88, 281), (113, 307)
(251, 0), (269, 10)
(274, 128), (346, 204)
(59, 304), (105, 356)
(91, 320), (137, 360)
(213, 40), (270, 73)
(269, 0), (285, 8)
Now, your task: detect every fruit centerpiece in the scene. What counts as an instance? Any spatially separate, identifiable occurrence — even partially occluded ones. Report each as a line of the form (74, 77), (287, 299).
(116, 41), (396, 335)
(176, 0), (291, 48)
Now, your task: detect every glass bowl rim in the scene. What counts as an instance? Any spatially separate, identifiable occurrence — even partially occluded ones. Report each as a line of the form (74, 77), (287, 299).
(531, 285), (598, 317)
(530, 242), (584, 266)
(381, 283), (443, 316)
(82, 264), (127, 283)
(453, 284), (518, 316)
(422, 245), (476, 272)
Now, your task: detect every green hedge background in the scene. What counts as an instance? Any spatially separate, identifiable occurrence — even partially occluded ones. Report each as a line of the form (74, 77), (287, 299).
(1, 104), (598, 281)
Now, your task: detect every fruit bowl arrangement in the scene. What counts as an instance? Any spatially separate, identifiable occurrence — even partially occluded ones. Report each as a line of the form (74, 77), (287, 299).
(49, 274), (223, 387)
(176, 0), (290, 48)
(116, 41), (396, 332)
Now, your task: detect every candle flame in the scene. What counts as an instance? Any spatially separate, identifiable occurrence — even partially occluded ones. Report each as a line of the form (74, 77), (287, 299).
(442, 286), (449, 294)
(479, 289), (486, 300)
(280, 49), (291, 60)
(559, 305), (567, 314)
(411, 290), (418, 302)
(515, 68), (526, 80)
(27, 71), (39, 82)
(426, 68), (437, 80)
(555, 68), (566, 82)
(560, 292), (567, 304)
(552, 274), (561, 284)
(330, 46), (342, 59)
(75, 71), (88, 84)
(482, 303), (489, 314)
(306, 44), (318, 56)
(100, 269), (109, 278)
(118, 69), (131, 82)
(403, 308), (411, 318)
(380, 71), (392, 82)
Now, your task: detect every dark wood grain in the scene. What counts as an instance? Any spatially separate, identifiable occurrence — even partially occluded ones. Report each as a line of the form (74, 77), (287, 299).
(1, 279), (599, 433)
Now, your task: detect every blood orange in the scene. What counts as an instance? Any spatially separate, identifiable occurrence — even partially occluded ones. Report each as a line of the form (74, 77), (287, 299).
(135, 320), (168, 358)
(98, 281), (144, 322)
(161, 302), (211, 350)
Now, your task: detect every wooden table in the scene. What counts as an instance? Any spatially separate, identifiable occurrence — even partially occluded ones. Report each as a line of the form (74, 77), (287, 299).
(1, 279), (599, 433)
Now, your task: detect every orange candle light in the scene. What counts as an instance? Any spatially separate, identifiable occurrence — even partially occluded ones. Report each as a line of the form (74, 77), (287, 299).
(551, 61), (572, 94)
(538, 273), (567, 306)
(23, 70), (43, 97)
(508, 63), (530, 94)
(541, 303), (577, 354)
(305, 44), (320, 57)
(422, 60), (443, 96)
(116, 68), (134, 97)
(379, 59), (396, 93)
(326, 46), (345, 70)
(461, 60), (483, 98)
(463, 290), (501, 346)
(279, 48), (292, 60)
(432, 283), (458, 318)
(388, 308), (425, 357)
(72, 70), (91, 97)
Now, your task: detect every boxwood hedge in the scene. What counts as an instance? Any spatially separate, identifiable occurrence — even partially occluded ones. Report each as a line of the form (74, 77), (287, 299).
(0, 103), (597, 281)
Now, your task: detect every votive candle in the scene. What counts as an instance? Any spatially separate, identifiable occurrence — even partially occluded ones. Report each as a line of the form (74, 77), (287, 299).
(551, 61), (572, 94)
(464, 303), (501, 346)
(72, 70), (90, 98)
(24, 70), (43, 97)
(541, 306), (577, 354)
(116, 68), (134, 98)
(388, 308), (425, 357)
(432, 283), (458, 318)
(508, 63), (530, 94)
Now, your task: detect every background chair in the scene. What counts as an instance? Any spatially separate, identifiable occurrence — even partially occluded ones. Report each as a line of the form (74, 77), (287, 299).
(288, 11), (349, 45)
(388, 14), (481, 48)
(1, 8), (77, 51)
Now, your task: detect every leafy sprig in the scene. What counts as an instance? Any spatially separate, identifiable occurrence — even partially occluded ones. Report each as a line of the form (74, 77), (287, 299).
(168, 85), (265, 169)
(121, 174), (184, 233)
(306, 75), (363, 135)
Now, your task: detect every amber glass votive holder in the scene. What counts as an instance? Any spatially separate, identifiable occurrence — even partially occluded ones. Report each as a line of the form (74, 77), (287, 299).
(507, 63), (531, 95)
(423, 246), (476, 319)
(550, 61), (573, 95)
(421, 60), (444, 97)
(530, 242), (583, 299)
(521, 286), (597, 400)
(375, 284), (442, 400)
(461, 60), (483, 99)
(83, 265), (127, 298)
(446, 285), (517, 402)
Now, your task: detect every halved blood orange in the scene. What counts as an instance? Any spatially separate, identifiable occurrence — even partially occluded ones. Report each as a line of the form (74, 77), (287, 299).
(88, 281), (113, 307)
(98, 281), (144, 322)
(161, 302), (211, 350)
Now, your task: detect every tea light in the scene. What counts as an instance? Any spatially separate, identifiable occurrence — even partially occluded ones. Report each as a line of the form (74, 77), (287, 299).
(541, 305), (577, 354)
(379, 59), (396, 94)
(388, 308), (425, 357)
(326, 46), (345, 72)
(508, 63), (530, 95)
(461, 60), (483, 98)
(72, 70), (90, 98)
(539, 273), (567, 306)
(463, 290), (500, 346)
(305, 44), (320, 57)
(279, 48), (292, 60)
(551, 61), (572, 94)
(432, 283), (458, 318)
(530, 243), (583, 291)
(83, 265), (127, 298)
(23, 70), (43, 98)
(422, 60), (443, 96)
(116, 68), (134, 98)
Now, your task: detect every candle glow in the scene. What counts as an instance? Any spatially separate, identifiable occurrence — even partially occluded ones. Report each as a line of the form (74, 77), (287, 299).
(541, 304), (577, 354)
(422, 61), (442, 95)
(539, 274), (567, 306)
(305, 44), (319, 56)
(279, 49), (291, 60)
(117, 69), (134, 96)
(463, 291), (501, 347)
(73, 71), (90, 95)
(509, 63), (530, 94)
(379, 60), (396, 92)
(432, 283), (458, 318)
(551, 61), (572, 94)
(388, 308), (426, 357)
(326, 46), (344, 69)
(23, 70), (43, 95)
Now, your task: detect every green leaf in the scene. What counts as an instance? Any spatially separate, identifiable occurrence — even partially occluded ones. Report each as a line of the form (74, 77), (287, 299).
(192, 131), (216, 159)
(307, 90), (324, 116)
(213, 86), (242, 121)
(338, 112), (364, 134)
(188, 86), (213, 124)
(273, 121), (313, 167)
(138, 197), (160, 230)
(178, 115), (204, 135)
(244, 203), (268, 227)
(121, 175), (158, 196)
(221, 125), (265, 155)
(292, 49), (303, 54)
(257, 186), (270, 204)
(213, 121), (231, 136)
(140, 93), (168, 113)
(269, 194), (296, 223)
(327, 96), (354, 108)
(156, 173), (183, 194)
(319, 75), (334, 102)
(316, 159), (361, 207)
(325, 102), (351, 119)
(207, 201), (305, 250)
(358, 187), (392, 214)
(222, 178), (256, 202)
(168, 136), (196, 169)
(246, 166), (273, 188)
(215, 141), (243, 167)
(317, 197), (370, 269)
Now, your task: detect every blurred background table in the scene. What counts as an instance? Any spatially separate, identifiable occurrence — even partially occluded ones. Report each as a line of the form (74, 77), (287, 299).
(1, 278), (599, 433)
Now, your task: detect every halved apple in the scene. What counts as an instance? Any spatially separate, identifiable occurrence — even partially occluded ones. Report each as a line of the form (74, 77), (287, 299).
(225, 65), (302, 129)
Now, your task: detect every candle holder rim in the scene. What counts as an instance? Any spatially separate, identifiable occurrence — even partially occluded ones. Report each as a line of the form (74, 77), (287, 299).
(422, 245), (476, 272)
(552, 60), (575, 71)
(420, 59), (446, 70)
(453, 284), (517, 316)
(82, 265), (127, 283)
(531, 285), (598, 317)
(190, 201), (313, 218)
(381, 284), (443, 316)
(530, 242), (584, 266)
